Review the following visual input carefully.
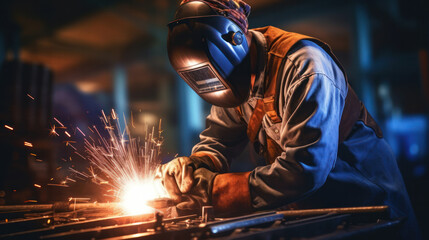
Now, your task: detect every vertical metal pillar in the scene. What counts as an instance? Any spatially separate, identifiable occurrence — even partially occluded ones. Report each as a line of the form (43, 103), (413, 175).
(355, 3), (377, 120)
(177, 76), (204, 156)
(113, 65), (129, 131)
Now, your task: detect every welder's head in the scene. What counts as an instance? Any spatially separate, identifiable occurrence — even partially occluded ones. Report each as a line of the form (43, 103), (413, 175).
(167, 0), (252, 107)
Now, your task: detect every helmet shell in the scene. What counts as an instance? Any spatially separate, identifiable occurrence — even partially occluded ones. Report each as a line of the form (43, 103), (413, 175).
(167, 1), (251, 107)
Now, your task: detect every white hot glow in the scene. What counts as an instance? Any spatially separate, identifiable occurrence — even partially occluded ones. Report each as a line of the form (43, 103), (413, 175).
(120, 178), (167, 215)
(120, 179), (154, 215)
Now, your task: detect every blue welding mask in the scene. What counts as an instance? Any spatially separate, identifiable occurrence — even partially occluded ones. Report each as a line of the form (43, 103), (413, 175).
(167, 1), (251, 108)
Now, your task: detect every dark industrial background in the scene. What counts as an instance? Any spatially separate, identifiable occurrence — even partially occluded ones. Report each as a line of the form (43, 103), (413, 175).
(0, 0), (428, 238)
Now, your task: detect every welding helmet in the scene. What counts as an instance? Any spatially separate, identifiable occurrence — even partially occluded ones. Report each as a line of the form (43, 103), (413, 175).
(167, 1), (251, 107)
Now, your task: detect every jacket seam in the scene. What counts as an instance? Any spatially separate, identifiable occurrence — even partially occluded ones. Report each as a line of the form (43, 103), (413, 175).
(287, 72), (345, 99)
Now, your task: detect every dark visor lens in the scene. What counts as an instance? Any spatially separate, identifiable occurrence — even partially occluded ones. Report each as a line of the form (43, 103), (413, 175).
(179, 65), (226, 93)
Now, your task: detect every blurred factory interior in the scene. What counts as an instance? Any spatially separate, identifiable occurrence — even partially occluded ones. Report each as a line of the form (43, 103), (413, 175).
(0, 0), (428, 237)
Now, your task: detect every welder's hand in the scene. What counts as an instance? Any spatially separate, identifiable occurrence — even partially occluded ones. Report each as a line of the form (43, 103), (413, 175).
(157, 157), (195, 202)
(176, 168), (218, 216)
(157, 154), (218, 202)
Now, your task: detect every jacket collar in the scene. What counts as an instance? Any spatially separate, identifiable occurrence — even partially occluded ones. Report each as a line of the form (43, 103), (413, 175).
(248, 29), (267, 100)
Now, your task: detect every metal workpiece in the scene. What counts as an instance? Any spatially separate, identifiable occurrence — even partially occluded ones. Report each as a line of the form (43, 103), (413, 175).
(154, 212), (165, 232)
(0, 211), (197, 240)
(277, 205), (389, 218)
(0, 200), (177, 217)
(0, 216), (53, 235)
(218, 214), (351, 240)
(0, 213), (152, 239)
(202, 206), (214, 223)
(0, 205), (400, 239)
(0, 202), (120, 213)
(147, 198), (175, 209)
(204, 212), (284, 235)
(35, 214), (198, 240)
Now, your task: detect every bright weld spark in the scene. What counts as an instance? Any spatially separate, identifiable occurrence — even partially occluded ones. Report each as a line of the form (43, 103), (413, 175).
(69, 167), (90, 178)
(65, 141), (76, 145)
(34, 184), (41, 188)
(77, 127), (86, 137)
(84, 111), (167, 215)
(102, 110), (108, 123)
(27, 94), (35, 100)
(111, 109), (117, 120)
(65, 131), (71, 138)
(47, 184), (69, 187)
(67, 143), (77, 151)
(74, 151), (86, 159)
(66, 177), (76, 182)
(54, 117), (65, 127)
(131, 112), (136, 128)
(4, 125), (13, 131)
(50, 125), (59, 136)
(24, 141), (33, 147)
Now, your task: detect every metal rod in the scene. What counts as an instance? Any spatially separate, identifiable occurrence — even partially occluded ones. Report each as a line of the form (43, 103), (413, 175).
(206, 213), (284, 235)
(277, 205), (389, 217)
(146, 198), (174, 209)
(40, 214), (197, 240)
(0, 216), (53, 235)
(0, 202), (120, 213)
(0, 212), (155, 239)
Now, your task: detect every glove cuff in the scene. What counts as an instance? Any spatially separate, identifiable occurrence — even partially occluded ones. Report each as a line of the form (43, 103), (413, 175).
(211, 171), (253, 216)
(189, 152), (222, 172)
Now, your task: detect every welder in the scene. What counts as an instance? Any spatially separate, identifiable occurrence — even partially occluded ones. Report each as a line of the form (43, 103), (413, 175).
(160, 0), (420, 238)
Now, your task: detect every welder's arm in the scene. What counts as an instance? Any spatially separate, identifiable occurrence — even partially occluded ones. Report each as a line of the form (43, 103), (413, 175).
(212, 73), (347, 215)
(191, 105), (248, 173)
(248, 73), (346, 210)
(159, 105), (247, 202)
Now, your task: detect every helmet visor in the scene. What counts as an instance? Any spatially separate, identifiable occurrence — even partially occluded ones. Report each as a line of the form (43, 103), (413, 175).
(179, 64), (226, 94)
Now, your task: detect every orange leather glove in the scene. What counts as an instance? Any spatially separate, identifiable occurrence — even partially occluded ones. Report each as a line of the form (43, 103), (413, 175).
(175, 168), (218, 215)
(177, 168), (253, 217)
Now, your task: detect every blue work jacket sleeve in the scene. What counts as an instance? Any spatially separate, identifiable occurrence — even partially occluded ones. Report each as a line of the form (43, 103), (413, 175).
(191, 105), (248, 173)
(250, 72), (346, 210)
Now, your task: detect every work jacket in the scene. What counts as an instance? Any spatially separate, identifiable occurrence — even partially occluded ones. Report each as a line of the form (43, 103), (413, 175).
(191, 26), (419, 239)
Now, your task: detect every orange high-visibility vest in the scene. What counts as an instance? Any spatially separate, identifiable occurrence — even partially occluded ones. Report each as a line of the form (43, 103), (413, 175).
(236, 26), (382, 164)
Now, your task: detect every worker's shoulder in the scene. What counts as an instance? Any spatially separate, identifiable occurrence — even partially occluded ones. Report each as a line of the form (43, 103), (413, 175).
(285, 40), (344, 83)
